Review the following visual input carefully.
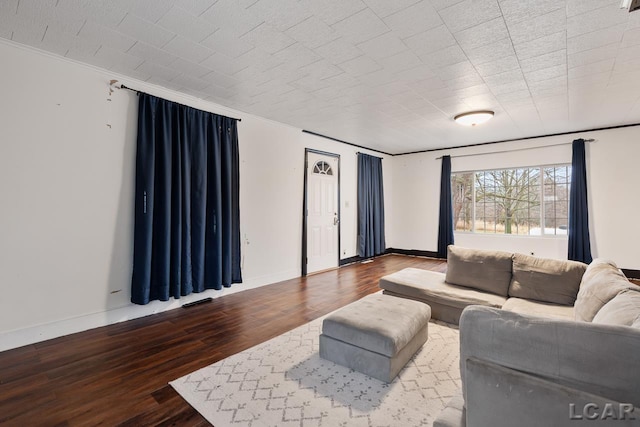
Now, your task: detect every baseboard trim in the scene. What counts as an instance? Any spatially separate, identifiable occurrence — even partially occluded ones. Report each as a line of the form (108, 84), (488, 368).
(386, 248), (442, 259)
(622, 268), (640, 279)
(0, 269), (299, 353)
(339, 255), (366, 266)
(339, 248), (442, 266)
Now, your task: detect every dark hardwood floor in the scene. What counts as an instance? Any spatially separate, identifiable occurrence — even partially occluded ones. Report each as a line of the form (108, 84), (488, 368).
(0, 254), (447, 426)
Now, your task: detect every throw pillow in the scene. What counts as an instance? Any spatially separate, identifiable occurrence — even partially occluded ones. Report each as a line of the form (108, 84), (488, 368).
(445, 246), (512, 296)
(508, 253), (587, 305)
(574, 259), (635, 322)
(592, 289), (640, 329)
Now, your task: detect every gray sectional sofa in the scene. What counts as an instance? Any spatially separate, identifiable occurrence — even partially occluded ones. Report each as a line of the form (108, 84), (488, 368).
(378, 245), (640, 426)
(439, 305), (640, 427)
(380, 245), (588, 324)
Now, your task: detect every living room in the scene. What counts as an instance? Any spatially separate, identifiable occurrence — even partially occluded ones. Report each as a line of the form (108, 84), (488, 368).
(1, 1), (640, 425)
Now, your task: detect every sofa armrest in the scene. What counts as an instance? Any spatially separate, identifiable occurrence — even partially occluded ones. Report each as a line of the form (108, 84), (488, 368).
(459, 306), (640, 407)
(465, 358), (640, 427)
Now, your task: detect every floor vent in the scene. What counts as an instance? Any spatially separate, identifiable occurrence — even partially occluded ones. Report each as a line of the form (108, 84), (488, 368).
(182, 297), (213, 308)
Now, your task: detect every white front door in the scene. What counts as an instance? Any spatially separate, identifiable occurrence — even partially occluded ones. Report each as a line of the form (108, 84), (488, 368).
(306, 152), (339, 274)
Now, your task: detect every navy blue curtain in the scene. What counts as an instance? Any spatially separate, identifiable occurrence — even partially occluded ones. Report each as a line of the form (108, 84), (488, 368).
(568, 139), (593, 264)
(131, 93), (242, 305)
(357, 153), (385, 258)
(437, 155), (454, 258)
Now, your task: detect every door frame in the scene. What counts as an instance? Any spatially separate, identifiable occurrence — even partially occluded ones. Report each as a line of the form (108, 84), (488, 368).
(302, 148), (341, 276)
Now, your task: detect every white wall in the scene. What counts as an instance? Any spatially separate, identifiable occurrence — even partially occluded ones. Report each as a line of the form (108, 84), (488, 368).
(586, 127), (640, 269)
(237, 117), (393, 286)
(3, 37), (637, 352)
(0, 40), (392, 351)
(390, 127), (640, 269)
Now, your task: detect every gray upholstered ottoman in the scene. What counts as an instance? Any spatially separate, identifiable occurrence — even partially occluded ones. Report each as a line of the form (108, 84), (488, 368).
(319, 293), (431, 382)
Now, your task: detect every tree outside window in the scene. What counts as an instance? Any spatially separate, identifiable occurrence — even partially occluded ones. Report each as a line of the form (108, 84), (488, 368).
(452, 165), (571, 236)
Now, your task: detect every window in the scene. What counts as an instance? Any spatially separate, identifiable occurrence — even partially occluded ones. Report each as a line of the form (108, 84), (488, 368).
(313, 160), (333, 175)
(452, 165), (571, 236)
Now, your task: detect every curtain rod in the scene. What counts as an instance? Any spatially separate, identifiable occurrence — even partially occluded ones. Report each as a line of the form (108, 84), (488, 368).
(118, 84), (242, 122)
(435, 139), (595, 160)
(356, 151), (383, 160)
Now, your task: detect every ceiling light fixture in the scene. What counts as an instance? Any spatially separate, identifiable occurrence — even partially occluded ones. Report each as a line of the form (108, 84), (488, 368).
(454, 110), (495, 126)
(620, 0), (640, 12)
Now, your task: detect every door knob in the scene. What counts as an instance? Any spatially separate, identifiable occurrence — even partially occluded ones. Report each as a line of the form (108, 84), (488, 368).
(333, 213), (339, 225)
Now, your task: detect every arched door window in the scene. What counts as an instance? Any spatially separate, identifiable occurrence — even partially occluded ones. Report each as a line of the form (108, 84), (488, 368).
(313, 160), (333, 175)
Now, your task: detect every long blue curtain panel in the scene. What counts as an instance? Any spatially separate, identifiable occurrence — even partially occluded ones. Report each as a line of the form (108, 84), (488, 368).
(357, 153), (386, 258)
(437, 155), (454, 258)
(568, 139), (593, 264)
(131, 93), (242, 305)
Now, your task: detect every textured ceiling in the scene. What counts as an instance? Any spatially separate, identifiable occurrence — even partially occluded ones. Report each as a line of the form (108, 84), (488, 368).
(1, 0), (640, 154)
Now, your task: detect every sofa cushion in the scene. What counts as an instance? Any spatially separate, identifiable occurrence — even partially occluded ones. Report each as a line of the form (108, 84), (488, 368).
(380, 268), (507, 309)
(574, 259), (636, 322)
(501, 297), (574, 320)
(508, 253), (586, 305)
(592, 290), (640, 329)
(445, 246), (513, 296)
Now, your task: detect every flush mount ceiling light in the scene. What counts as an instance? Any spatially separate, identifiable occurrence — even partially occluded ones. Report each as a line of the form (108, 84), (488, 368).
(454, 110), (495, 126)
(620, 0), (640, 13)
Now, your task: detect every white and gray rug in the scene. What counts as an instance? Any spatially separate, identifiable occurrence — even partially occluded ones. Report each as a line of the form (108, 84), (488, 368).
(170, 315), (460, 427)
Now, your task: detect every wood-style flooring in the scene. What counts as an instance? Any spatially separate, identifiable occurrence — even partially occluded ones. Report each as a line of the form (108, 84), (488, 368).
(0, 254), (447, 426)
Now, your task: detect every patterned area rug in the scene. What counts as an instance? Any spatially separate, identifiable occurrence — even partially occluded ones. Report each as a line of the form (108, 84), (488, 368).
(170, 316), (460, 427)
